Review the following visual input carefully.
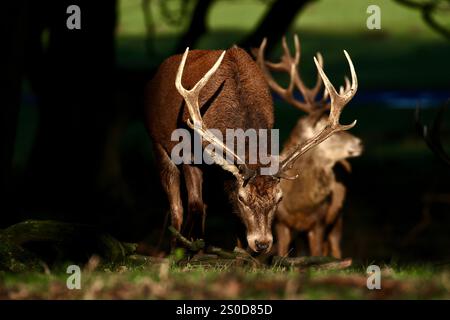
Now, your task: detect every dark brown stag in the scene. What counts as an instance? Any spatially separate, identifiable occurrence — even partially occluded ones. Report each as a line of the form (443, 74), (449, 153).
(145, 45), (357, 253)
(256, 35), (362, 258)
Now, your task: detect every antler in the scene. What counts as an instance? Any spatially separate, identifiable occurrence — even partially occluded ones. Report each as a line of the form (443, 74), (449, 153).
(255, 34), (327, 114)
(175, 48), (256, 181)
(274, 50), (358, 178)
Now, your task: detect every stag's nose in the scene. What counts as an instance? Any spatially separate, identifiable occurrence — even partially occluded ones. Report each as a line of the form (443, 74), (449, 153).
(356, 139), (364, 153)
(255, 240), (269, 252)
(357, 139), (363, 149)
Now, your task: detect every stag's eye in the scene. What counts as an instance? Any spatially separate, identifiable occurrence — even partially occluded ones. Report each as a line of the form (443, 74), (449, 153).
(277, 196), (283, 203)
(238, 195), (245, 203)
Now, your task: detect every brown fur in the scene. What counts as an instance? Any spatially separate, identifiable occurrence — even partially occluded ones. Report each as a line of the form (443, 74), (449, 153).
(276, 114), (362, 258)
(146, 48), (274, 153)
(145, 47), (282, 253)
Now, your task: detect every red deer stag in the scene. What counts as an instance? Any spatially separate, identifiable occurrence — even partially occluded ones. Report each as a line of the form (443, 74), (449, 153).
(145, 45), (357, 253)
(256, 35), (362, 258)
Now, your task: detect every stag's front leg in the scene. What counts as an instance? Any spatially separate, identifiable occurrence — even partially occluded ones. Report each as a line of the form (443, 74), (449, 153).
(275, 221), (291, 257)
(154, 143), (183, 250)
(325, 182), (346, 225)
(183, 164), (206, 239)
(327, 215), (343, 259)
(323, 182), (346, 257)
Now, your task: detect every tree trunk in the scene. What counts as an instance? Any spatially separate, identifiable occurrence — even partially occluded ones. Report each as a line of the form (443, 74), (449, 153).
(175, 0), (215, 53)
(239, 0), (314, 53)
(23, 0), (119, 224)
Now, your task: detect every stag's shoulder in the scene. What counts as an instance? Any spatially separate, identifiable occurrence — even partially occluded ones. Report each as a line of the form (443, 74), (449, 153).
(225, 47), (274, 127)
(226, 47), (268, 78)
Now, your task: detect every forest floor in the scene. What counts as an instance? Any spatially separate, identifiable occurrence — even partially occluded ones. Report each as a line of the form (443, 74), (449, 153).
(1, 256), (449, 299)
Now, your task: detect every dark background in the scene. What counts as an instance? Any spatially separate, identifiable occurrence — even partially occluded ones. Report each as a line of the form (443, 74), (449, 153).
(2, 0), (450, 264)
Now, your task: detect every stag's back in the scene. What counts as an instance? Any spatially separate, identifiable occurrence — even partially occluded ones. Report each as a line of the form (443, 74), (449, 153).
(145, 47), (274, 154)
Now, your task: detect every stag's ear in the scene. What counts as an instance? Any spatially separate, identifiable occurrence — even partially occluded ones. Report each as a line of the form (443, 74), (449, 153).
(276, 172), (299, 180)
(242, 172), (257, 188)
(238, 165), (256, 187)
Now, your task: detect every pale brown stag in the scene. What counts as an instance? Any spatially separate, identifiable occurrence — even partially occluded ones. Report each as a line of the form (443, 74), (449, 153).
(256, 35), (362, 258)
(145, 45), (357, 253)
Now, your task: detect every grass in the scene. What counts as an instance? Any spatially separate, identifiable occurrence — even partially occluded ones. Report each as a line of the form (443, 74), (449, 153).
(1, 258), (448, 299)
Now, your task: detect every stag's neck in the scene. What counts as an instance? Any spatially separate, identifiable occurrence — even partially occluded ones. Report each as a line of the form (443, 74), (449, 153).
(279, 117), (337, 215)
(282, 118), (336, 173)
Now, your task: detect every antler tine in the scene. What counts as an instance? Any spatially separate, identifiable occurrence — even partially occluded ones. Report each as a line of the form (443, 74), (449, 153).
(283, 35), (300, 65)
(310, 52), (330, 108)
(175, 47), (224, 126)
(275, 36), (315, 109)
(311, 52), (325, 100)
(267, 34), (325, 113)
(291, 34), (313, 105)
(339, 77), (351, 95)
(274, 50), (358, 177)
(315, 50), (357, 128)
(293, 51), (324, 109)
(256, 38), (310, 113)
(262, 36), (298, 72)
(176, 48), (254, 180)
(257, 38), (286, 90)
(344, 76), (351, 92)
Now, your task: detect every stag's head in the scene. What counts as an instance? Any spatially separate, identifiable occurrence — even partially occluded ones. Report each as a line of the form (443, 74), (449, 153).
(224, 172), (281, 253)
(175, 44), (358, 253)
(302, 116), (363, 164)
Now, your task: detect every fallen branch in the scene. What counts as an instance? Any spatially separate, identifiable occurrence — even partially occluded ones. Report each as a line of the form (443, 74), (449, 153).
(311, 258), (353, 271)
(0, 220), (138, 272)
(0, 234), (45, 272)
(168, 226), (205, 252)
(272, 256), (352, 270)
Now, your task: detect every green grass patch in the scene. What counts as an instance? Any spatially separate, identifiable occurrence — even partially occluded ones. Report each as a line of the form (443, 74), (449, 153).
(117, 0), (450, 89)
(1, 260), (449, 299)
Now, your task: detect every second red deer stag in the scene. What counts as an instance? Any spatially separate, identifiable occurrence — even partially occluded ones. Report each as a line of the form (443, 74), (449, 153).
(256, 35), (362, 258)
(145, 45), (357, 253)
